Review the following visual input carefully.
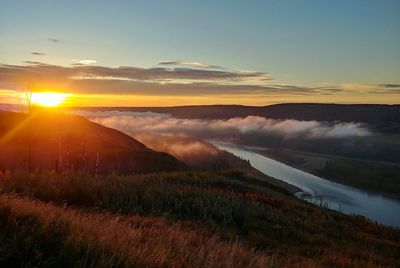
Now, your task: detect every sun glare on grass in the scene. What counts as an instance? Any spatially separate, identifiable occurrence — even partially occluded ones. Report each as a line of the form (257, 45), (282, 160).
(32, 92), (70, 107)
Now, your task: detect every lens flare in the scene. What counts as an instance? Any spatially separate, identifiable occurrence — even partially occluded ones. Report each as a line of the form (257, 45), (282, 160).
(32, 92), (70, 107)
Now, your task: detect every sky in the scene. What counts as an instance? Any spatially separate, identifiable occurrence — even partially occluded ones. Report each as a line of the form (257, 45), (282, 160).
(1, 0), (399, 106)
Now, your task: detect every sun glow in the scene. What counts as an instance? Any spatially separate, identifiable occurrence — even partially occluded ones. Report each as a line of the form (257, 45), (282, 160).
(32, 92), (70, 107)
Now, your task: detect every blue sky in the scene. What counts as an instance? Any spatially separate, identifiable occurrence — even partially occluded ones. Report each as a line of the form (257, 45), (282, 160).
(1, 0), (399, 105)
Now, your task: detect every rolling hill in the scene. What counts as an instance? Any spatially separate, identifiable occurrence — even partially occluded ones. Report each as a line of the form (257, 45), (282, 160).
(0, 110), (187, 174)
(0, 108), (399, 267)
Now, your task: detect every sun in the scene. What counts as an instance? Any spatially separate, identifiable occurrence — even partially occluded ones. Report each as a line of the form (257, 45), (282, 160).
(32, 92), (70, 107)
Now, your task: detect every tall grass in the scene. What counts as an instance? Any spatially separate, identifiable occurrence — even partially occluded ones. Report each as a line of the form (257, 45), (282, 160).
(0, 194), (269, 267)
(1, 171), (399, 267)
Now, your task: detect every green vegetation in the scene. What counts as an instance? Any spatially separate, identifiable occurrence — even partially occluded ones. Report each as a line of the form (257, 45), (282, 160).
(318, 160), (400, 196)
(260, 148), (400, 196)
(0, 171), (399, 267)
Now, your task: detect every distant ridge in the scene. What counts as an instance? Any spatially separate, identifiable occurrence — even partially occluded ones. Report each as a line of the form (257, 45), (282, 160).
(82, 103), (400, 133)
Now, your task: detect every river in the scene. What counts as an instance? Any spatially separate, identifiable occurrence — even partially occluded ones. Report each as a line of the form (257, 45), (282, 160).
(213, 141), (400, 228)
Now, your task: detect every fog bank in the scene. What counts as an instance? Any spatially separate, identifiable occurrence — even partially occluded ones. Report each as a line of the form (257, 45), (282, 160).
(77, 110), (372, 140)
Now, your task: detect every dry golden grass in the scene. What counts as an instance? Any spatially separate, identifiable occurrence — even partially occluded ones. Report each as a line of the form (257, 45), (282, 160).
(1, 171), (399, 267)
(0, 194), (270, 267)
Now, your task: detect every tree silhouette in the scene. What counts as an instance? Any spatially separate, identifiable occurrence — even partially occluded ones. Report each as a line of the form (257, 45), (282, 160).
(25, 83), (35, 172)
(25, 83), (34, 114)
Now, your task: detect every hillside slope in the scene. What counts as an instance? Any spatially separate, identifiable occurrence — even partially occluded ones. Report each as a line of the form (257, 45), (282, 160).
(0, 171), (399, 267)
(0, 111), (187, 173)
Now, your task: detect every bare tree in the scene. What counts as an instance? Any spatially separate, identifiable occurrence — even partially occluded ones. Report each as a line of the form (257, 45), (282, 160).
(25, 83), (34, 114)
(25, 83), (35, 172)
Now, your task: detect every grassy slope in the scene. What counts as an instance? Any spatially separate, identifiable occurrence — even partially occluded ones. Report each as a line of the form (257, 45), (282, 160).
(0, 171), (399, 267)
(0, 111), (187, 173)
(131, 132), (301, 194)
(0, 195), (266, 267)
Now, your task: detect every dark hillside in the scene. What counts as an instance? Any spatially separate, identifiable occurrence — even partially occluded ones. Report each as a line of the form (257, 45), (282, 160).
(0, 111), (187, 173)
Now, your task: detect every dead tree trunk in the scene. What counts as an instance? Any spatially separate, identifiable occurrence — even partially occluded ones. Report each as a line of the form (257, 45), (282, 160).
(25, 85), (34, 172)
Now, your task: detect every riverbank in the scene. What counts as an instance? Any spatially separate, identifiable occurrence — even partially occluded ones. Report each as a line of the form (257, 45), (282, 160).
(256, 148), (400, 199)
(238, 163), (302, 195)
(214, 142), (400, 228)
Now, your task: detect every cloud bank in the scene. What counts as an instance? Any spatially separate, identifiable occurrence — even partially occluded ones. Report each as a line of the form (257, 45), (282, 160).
(77, 110), (372, 141)
(0, 62), (345, 96)
(0, 62), (397, 101)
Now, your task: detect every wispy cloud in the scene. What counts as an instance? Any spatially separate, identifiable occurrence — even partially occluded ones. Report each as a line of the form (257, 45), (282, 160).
(340, 83), (400, 94)
(159, 60), (224, 69)
(379, 83), (400, 89)
(48, 38), (60, 43)
(72, 59), (97, 65)
(22, 61), (54, 66)
(31, 52), (46, 56)
(340, 83), (377, 92)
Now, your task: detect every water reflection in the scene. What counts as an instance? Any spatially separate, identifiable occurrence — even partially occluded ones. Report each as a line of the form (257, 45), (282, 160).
(214, 141), (400, 228)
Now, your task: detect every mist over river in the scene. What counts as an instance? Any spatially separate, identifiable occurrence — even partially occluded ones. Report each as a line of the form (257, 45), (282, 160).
(213, 142), (400, 228)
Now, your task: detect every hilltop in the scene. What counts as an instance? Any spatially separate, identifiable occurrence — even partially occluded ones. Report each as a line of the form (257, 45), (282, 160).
(0, 111), (187, 174)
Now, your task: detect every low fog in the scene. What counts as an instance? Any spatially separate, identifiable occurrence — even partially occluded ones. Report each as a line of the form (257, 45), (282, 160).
(131, 132), (241, 171)
(77, 110), (371, 141)
(76, 110), (394, 162)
